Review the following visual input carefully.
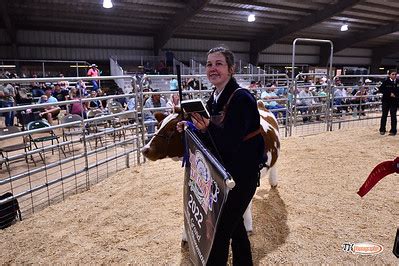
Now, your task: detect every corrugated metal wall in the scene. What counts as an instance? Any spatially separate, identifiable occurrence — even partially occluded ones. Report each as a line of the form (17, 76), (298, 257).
(0, 30), (375, 66)
(0, 29), (10, 44)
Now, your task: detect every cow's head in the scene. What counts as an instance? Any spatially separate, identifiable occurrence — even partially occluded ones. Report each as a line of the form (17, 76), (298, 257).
(141, 111), (184, 161)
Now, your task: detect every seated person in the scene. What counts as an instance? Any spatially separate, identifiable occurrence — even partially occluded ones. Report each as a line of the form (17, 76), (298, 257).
(58, 74), (69, 91)
(88, 90), (104, 110)
(30, 75), (44, 97)
(76, 79), (88, 97)
(52, 83), (70, 106)
(38, 89), (61, 124)
(297, 86), (316, 122)
(260, 85), (286, 119)
(143, 89), (166, 135)
(352, 85), (368, 116)
(69, 91), (88, 118)
(166, 93), (180, 113)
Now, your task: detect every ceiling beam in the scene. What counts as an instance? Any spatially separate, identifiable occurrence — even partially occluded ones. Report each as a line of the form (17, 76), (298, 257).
(229, 0), (315, 14)
(249, 0), (364, 64)
(333, 21), (399, 53)
(153, 0), (209, 55)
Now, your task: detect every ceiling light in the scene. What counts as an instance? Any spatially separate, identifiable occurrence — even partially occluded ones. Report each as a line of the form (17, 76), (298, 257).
(248, 14), (255, 22)
(0, 65), (16, 68)
(103, 0), (113, 9)
(340, 24), (348, 32)
(69, 65), (90, 68)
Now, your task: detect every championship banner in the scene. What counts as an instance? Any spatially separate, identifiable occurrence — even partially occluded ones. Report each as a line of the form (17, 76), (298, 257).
(183, 128), (232, 265)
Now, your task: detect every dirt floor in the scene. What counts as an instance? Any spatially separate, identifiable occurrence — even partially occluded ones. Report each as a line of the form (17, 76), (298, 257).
(0, 125), (398, 264)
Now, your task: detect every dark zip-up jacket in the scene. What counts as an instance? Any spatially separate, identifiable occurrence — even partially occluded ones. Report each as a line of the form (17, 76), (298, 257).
(200, 78), (264, 182)
(378, 78), (399, 103)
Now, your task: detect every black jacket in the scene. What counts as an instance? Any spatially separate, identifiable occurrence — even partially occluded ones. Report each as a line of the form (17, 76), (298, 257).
(200, 78), (264, 181)
(378, 78), (399, 103)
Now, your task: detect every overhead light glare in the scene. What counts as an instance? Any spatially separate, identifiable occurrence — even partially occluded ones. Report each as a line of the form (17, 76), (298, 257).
(0, 65), (16, 68)
(248, 14), (255, 22)
(340, 24), (348, 32)
(69, 65), (89, 68)
(379, 67), (385, 70)
(103, 0), (113, 9)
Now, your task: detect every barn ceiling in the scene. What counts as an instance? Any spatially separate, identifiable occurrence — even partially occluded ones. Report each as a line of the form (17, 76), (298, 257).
(2, 0), (399, 64)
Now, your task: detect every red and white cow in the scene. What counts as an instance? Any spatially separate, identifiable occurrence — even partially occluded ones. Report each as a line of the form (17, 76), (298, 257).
(142, 101), (280, 232)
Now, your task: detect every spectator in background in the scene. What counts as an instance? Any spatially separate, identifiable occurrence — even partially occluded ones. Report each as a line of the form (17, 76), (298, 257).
(333, 87), (345, 115)
(156, 60), (167, 74)
(75, 79), (88, 97)
(353, 85), (368, 116)
(30, 74), (44, 97)
(169, 77), (178, 91)
(143, 89), (166, 135)
(247, 80), (257, 97)
(87, 64), (100, 91)
(126, 95), (136, 111)
(297, 86), (316, 123)
(69, 91), (88, 118)
(141, 74), (151, 89)
(39, 88), (60, 124)
(0, 83), (16, 126)
(166, 93), (180, 113)
(261, 84), (286, 119)
(89, 90), (104, 110)
(187, 77), (199, 90)
(53, 83), (69, 102)
(38, 94), (48, 104)
(378, 69), (398, 135)
(58, 73), (69, 91)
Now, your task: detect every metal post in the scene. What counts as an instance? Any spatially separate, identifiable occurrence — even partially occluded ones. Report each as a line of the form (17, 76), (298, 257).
(292, 38), (334, 132)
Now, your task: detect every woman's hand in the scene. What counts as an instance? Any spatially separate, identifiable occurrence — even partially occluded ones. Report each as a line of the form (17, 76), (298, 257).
(191, 113), (210, 132)
(176, 121), (187, 133)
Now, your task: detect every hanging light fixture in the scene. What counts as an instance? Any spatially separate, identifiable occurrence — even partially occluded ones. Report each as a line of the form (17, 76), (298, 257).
(248, 13), (256, 22)
(340, 24), (348, 32)
(103, 0), (113, 9)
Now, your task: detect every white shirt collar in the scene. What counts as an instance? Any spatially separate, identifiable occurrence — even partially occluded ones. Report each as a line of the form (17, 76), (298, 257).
(213, 88), (224, 103)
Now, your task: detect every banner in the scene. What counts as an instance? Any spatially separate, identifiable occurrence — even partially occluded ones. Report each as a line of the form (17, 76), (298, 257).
(183, 129), (231, 265)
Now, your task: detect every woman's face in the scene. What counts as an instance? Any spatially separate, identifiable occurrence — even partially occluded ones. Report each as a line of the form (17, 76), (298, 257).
(206, 52), (232, 89)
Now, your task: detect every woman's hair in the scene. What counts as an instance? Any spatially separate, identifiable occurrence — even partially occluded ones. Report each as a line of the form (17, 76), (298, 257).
(388, 69), (397, 74)
(207, 46), (235, 72)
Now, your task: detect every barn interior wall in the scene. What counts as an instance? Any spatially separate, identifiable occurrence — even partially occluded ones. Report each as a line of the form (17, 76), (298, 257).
(0, 29), (378, 67)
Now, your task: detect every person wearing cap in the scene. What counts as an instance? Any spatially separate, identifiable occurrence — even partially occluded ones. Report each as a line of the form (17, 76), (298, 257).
(87, 64), (100, 91)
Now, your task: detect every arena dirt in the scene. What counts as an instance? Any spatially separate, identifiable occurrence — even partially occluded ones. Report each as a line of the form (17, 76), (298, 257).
(0, 125), (398, 264)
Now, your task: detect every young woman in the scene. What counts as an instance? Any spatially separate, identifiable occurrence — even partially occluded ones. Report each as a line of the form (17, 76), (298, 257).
(178, 47), (264, 265)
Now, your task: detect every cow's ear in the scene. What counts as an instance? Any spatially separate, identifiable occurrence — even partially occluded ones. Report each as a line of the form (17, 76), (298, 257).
(257, 100), (266, 110)
(154, 112), (167, 123)
(173, 106), (181, 114)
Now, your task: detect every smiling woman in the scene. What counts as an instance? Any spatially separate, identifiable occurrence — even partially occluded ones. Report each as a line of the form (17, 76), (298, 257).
(176, 46), (266, 265)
